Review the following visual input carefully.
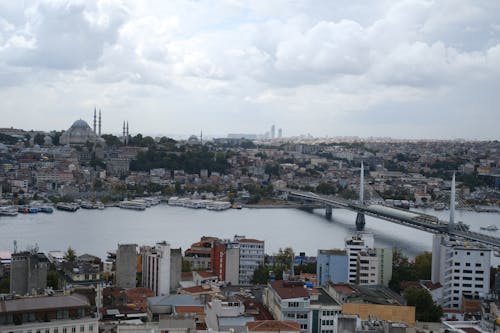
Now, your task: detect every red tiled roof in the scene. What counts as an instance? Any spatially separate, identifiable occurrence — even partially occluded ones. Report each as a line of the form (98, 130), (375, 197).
(175, 305), (204, 314)
(239, 239), (264, 243)
(195, 271), (217, 278)
(421, 281), (442, 290)
(329, 283), (356, 295)
(247, 320), (300, 332)
(180, 285), (217, 294)
(269, 281), (308, 300)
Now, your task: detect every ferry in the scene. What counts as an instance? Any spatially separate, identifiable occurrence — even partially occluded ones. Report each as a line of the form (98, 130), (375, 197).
(55, 202), (80, 212)
(119, 200), (147, 211)
(80, 201), (105, 210)
(39, 206), (54, 213)
(206, 201), (231, 211)
(0, 206), (18, 216)
(480, 225), (498, 231)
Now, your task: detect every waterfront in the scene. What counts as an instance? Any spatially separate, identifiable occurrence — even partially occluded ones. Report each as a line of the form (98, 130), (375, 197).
(0, 205), (498, 259)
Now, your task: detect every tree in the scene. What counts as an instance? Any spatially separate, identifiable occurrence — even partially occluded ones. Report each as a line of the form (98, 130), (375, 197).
(414, 252), (432, 280)
(64, 247), (76, 262)
(389, 248), (415, 292)
(251, 265), (269, 284)
(275, 247), (294, 270)
(34, 133), (45, 145)
(404, 287), (443, 322)
(47, 270), (59, 289)
(182, 258), (192, 272)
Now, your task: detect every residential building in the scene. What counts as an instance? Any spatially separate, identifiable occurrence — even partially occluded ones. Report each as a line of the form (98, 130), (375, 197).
(10, 252), (49, 296)
(0, 294), (98, 333)
(308, 288), (342, 333)
(263, 280), (311, 333)
(316, 249), (348, 286)
(142, 241), (171, 296)
(431, 234), (491, 309)
(170, 248), (182, 291)
(211, 239), (240, 285)
(375, 248), (393, 287)
(356, 250), (379, 286)
(246, 320), (300, 333)
(236, 236), (265, 285)
(205, 298), (254, 332)
(116, 244), (137, 289)
(342, 303), (416, 326)
(345, 233), (374, 284)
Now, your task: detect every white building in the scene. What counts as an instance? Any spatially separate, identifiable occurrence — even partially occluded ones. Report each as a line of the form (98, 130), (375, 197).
(345, 233), (374, 284)
(376, 248), (393, 287)
(235, 236), (265, 285)
(142, 241), (171, 296)
(431, 234), (491, 309)
(356, 250), (379, 285)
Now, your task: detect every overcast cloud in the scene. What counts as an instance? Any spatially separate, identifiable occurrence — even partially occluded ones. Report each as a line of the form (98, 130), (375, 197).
(0, 0), (499, 139)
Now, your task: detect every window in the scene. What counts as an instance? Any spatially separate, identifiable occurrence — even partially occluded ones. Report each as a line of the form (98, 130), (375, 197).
(463, 270), (472, 274)
(297, 313), (308, 319)
(454, 262), (460, 266)
(475, 284), (484, 288)
(80, 325), (85, 332)
(54, 329), (59, 333)
(454, 269), (460, 273)
(63, 329), (68, 333)
(287, 313), (295, 318)
(465, 263), (471, 266)
(476, 270), (484, 274)
(72, 327), (76, 333)
(480, 252), (484, 256)
(288, 302), (299, 308)
(453, 290), (459, 294)
(466, 252), (470, 255)
(300, 324), (308, 329)
(476, 263), (482, 267)
(476, 277), (484, 281)
(453, 283), (459, 286)
(463, 283), (472, 287)
(463, 277), (472, 280)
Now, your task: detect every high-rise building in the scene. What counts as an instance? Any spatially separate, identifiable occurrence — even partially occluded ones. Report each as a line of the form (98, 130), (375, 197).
(345, 233), (374, 284)
(278, 128), (282, 138)
(116, 244), (137, 289)
(431, 234), (490, 309)
(10, 252), (49, 295)
(141, 241), (171, 296)
(317, 249), (348, 286)
(170, 247), (182, 291)
(376, 248), (393, 287)
(356, 249), (379, 285)
(211, 239), (240, 285)
(271, 125), (276, 139)
(234, 235), (265, 285)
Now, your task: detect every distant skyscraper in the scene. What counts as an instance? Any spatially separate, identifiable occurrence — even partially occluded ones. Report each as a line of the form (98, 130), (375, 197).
(271, 125), (276, 139)
(278, 128), (282, 138)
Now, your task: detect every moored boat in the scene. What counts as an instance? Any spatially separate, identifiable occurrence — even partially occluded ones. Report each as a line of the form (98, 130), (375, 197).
(480, 225), (498, 231)
(119, 200), (147, 211)
(55, 202), (80, 212)
(0, 206), (18, 216)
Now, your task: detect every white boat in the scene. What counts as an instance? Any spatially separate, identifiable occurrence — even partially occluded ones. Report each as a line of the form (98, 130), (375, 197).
(0, 206), (18, 216)
(119, 200), (147, 211)
(480, 225), (498, 231)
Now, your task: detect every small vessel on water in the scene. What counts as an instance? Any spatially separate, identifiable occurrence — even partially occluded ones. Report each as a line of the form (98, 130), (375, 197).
(434, 202), (445, 211)
(0, 206), (18, 216)
(119, 200), (147, 211)
(80, 201), (105, 210)
(55, 202), (80, 212)
(480, 225), (498, 231)
(39, 206), (54, 213)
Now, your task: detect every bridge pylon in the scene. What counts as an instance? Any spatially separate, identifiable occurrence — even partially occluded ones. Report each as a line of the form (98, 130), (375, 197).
(356, 212), (366, 230)
(356, 161), (366, 230)
(325, 205), (332, 219)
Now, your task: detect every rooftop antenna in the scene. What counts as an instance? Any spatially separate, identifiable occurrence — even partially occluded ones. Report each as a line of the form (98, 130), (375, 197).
(448, 172), (456, 231)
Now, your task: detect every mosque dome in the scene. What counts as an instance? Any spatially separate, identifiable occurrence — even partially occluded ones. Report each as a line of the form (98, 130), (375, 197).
(60, 118), (98, 146)
(71, 119), (92, 129)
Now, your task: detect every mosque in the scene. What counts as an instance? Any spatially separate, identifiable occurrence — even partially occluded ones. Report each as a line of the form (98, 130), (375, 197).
(60, 109), (104, 146)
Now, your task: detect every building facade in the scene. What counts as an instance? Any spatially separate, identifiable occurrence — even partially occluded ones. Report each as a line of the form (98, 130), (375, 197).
(116, 244), (137, 289)
(142, 242), (171, 296)
(356, 250), (379, 286)
(236, 236), (265, 285)
(10, 252), (49, 296)
(431, 234), (491, 309)
(316, 250), (348, 286)
(345, 233), (374, 284)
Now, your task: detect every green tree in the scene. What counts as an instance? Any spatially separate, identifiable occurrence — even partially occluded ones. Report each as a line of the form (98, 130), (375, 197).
(182, 258), (192, 272)
(64, 247), (76, 262)
(404, 287), (443, 322)
(0, 277), (9, 293)
(251, 265), (269, 284)
(47, 270), (59, 289)
(275, 247), (294, 270)
(414, 252), (432, 280)
(34, 133), (45, 145)
(389, 248), (415, 292)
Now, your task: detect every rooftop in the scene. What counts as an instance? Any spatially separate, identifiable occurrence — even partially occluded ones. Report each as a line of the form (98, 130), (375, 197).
(247, 320), (300, 332)
(269, 280), (309, 300)
(318, 249), (346, 255)
(148, 294), (201, 307)
(0, 294), (90, 313)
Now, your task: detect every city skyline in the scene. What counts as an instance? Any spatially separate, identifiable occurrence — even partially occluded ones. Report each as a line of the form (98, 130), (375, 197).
(0, 1), (499, 140)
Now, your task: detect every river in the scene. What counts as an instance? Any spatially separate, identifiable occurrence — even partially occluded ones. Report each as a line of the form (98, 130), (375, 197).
(0, 205), (498, 260)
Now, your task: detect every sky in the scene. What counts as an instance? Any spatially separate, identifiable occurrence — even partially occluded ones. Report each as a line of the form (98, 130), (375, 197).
(0, 0), (499, 140)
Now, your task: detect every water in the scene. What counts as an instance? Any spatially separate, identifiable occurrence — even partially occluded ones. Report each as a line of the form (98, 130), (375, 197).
(0, 205), (498, 260)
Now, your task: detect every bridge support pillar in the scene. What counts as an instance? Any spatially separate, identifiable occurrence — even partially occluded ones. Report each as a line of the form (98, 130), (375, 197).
(325, 206), (332, 219)
(356, 212), (365, 230)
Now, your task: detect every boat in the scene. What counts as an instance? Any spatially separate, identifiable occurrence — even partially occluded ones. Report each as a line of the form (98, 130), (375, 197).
(0, 206), (18, 216)
(81, 201), (105, 210)
(119, 200), (146, 211)
(231, 203), (243, 209)
(433, 202), (445, 211)
(55, 202), (80, 212)
(39, 206), (54, 213)
(480, 225), (498, 231)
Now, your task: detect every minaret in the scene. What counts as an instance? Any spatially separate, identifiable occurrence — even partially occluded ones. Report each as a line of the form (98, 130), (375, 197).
(122, 121), (126, 144)
(449, 172), (456, 231)
(98, 109), (102, 136)
(93, 108), (97, 133)
(359, 161), (364, 205)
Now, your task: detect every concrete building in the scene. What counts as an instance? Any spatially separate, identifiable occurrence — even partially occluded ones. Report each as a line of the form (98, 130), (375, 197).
(431, 234), (491, 309)
(10, 252), (49, 296)
(0, 294), (98, 333)
(345, 233), (374, 284)
(263, 280), (311, 333)
(205, 298), (254, 332)
(211, 239), (240, 285)
(317, 249), (349, 286)
(170, 247), (182, 291)
(375, 248), (393, 287)
(236, 236), (265, 285)
(142, 241), (171, 296)
(309, 288), (342, 333)
(116, 244), (137, 289)
(356, 250), (379, 286)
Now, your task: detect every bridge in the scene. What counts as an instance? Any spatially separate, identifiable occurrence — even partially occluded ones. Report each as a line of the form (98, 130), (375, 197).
(282, 163), (500, 250)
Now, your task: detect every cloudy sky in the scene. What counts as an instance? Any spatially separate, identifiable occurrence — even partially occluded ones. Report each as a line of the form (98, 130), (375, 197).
(0, 0), (499, 139)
